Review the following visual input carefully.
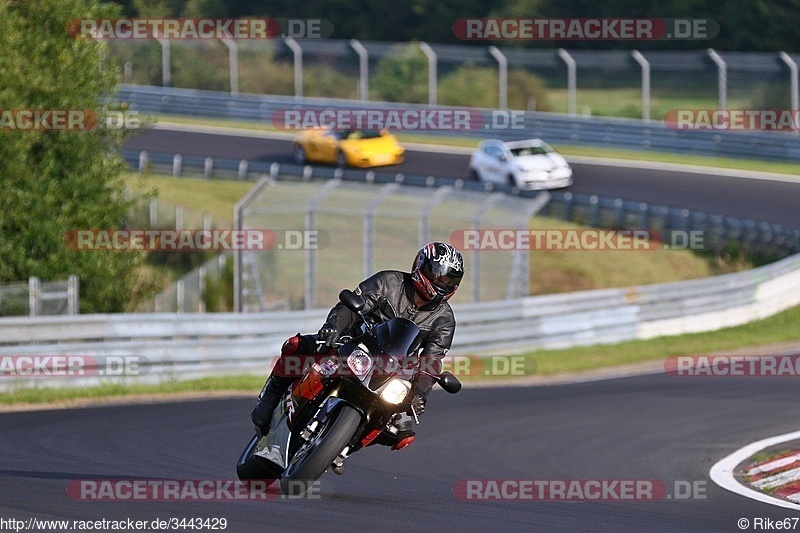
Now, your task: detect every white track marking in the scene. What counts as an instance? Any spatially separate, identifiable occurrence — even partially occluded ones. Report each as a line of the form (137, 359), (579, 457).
(747, 454), (800, 476)
(710, 429), (800, 510)
(752, 466), (800, 490)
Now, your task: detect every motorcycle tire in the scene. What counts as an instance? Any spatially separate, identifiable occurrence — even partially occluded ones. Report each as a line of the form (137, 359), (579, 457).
(280, 405), (361, 496)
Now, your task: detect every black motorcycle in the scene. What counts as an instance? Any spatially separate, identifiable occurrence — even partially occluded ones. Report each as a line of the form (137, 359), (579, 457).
(236, 289), (462, 496)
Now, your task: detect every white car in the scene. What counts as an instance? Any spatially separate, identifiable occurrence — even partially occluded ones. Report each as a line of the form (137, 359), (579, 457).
(468, 139), (573, 190)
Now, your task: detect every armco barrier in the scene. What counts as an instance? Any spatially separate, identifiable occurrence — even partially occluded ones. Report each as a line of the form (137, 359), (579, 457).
(116, 84), (800, 163)
(1, 252), (799, 390)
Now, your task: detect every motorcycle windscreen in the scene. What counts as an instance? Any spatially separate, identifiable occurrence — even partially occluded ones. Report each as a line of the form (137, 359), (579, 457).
(375, 317), (422, 357)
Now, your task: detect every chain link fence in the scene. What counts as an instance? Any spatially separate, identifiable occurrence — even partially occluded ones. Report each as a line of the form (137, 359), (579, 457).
(127, 196), (232, 312)
(0, 276), (79, 317)
(235, 175), (549, 312)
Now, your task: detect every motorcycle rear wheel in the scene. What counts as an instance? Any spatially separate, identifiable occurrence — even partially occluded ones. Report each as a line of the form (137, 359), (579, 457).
(280, 405), (361, 496)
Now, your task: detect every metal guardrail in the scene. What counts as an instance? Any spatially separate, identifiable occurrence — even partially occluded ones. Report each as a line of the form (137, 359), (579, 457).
(1, 252), (799, 390)
(117, 84), (800, 162)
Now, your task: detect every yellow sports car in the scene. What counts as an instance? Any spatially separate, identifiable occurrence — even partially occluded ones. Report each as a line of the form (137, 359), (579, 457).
(292, 128), (404, 168)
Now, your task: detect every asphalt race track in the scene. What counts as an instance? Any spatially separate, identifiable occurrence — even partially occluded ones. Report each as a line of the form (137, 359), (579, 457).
(3, 374), (800, 532)
(123, 128), (800, 227)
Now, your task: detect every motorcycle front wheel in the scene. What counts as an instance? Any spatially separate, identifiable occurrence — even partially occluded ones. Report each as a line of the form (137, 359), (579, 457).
(280, 404), (361, 496)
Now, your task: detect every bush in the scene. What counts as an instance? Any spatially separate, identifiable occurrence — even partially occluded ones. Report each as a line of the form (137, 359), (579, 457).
(439, 63), (551, 111)
(203, 255), (234, 312)
(373, 43), (429, 103)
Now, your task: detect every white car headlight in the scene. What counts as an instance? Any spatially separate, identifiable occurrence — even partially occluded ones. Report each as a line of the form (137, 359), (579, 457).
(380, 379), (412, 405)
(347, 349), (372, 377)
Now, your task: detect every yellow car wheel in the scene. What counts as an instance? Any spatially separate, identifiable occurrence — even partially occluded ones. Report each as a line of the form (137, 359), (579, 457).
(336, 151), (348, 169)
(293, 144), (307, 165)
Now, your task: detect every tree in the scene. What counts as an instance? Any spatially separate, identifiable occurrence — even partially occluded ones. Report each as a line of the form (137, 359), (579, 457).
(0, 0), (145, 313)
(373, 43), (430, 103)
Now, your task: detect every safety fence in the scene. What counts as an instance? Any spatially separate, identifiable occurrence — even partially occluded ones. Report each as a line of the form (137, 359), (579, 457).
(109, 41), (800, 120)
(0, 276), (79, 317)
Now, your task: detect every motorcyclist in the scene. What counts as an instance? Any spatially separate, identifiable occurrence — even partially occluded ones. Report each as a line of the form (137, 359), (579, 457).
(250, 241), (464, 450)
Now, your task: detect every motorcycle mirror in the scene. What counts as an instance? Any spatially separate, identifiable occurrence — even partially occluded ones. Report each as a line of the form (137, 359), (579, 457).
(339, 289), (366, 314)
(435, 371), (462, 394)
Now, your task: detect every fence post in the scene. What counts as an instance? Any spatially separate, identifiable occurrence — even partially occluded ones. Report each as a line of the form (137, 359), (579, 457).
(614, 198), (624, 227)
(419, 186), (453, 247)
(198, 265), (207, 313)
(233, 177), (273, 312)
(150, 198), (158, 228)
(639, 202), (649, 229)
(67, 275), (79, 315)
(28, 277), (40, 317)
(707, 49), (727, 110)
(172, 154), (182, 177)
(203, 212), (212, 232)
(488, 46), (508, 110)
(631, 50), (651, 121)
(350, 39), (369, 101)
(557, 49), (577, 116)
(204, 157), (214, 179)
(221, 38), (239, 96)
(563, 191), (574, 221)
(175, 205), (183, 230)
(138, 151), (148, 174)
(589, 195), (600, 226)
(419, 42), (437, 105)
(238, 159), (248, 180)
(779, 52), (799, 136)
(177, 279), (185, 313)
(304, 179), (342, 309)
(363, 183), (400, 278)
(284, 37), (303, 98)
(156, 34), (171, 86)
(471, 193), (504, 302)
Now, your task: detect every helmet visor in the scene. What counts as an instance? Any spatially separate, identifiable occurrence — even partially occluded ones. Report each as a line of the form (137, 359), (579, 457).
(422, 262), (462, 294)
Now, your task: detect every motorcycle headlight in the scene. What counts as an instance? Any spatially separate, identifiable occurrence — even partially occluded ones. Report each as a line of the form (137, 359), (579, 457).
(380, 379), (412, 405)
(347, 349), (373, 378)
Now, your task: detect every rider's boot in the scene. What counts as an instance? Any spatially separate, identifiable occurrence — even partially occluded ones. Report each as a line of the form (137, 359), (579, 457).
(250, 374), (293, 434)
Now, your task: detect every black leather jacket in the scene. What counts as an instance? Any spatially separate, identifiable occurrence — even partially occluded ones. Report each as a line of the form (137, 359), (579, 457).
(325, 270), (456, 393)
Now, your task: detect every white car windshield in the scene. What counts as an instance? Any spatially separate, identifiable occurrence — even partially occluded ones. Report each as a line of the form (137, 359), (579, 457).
(509, 146), (550, 157)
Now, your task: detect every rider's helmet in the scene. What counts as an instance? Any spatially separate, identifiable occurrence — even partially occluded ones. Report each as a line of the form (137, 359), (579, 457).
(411, 242), (464, 305)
